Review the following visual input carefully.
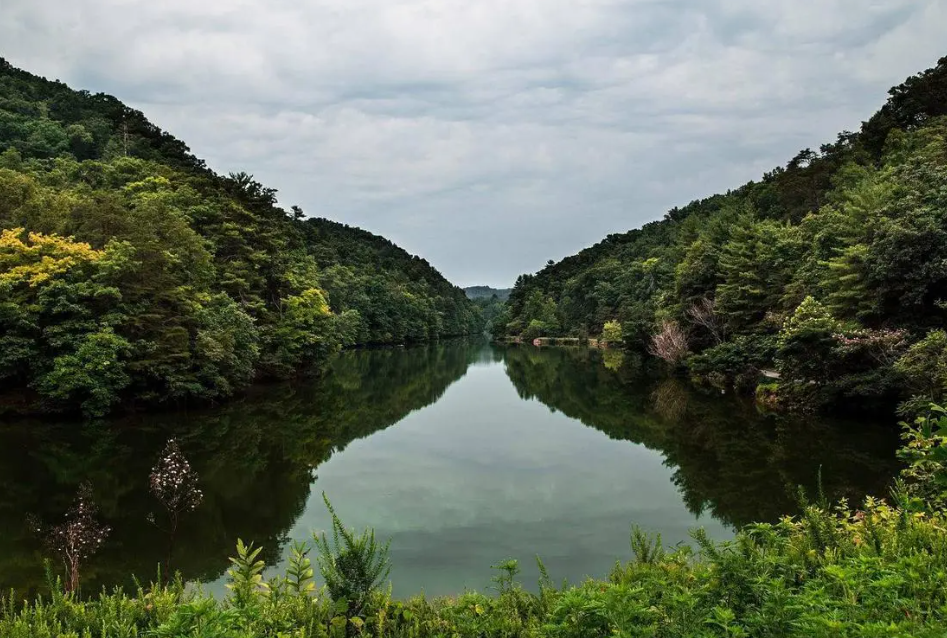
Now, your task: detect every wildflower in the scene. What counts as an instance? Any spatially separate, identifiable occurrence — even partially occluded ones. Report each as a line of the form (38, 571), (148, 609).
(31, 482), (110, 593)
(149, 438), (203, 526)
(149, 439), (203, 582)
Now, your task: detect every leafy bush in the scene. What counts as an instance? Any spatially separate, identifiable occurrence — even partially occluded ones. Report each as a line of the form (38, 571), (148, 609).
(773, 298), (907, 411)
(896, 329), (947, 412)
(776, 297), (840, 384)
(522, 319), (551, 341)
(898, 404), (947, 511)
(600, 320), (623, 346)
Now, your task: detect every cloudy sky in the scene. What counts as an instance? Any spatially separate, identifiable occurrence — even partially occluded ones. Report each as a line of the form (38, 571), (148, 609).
(1, 1), (945, 287)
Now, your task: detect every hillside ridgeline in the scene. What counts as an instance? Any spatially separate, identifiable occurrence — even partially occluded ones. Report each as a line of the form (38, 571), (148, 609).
(0, 58), (482, 417)
(499, 55), (947, 415)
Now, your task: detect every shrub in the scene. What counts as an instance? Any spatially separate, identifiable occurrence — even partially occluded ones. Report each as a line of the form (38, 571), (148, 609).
(600, 320), (623, 346)
(776, 297), (840, 384)
(895, 329), (947, 405)
(522, 319), (550, 341)
(313, 493), (391, 618)
(898, 404), (947, 511)
(688, 334), (778, 392)
(775, 298), (906, 411)
(648, 321), (689, 366)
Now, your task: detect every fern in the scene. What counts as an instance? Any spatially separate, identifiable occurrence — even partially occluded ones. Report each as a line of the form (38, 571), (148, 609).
(313, 493), (390, 617)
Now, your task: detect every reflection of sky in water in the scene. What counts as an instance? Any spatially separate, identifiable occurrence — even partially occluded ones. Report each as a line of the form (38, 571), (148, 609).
(226, 359), (731, 597)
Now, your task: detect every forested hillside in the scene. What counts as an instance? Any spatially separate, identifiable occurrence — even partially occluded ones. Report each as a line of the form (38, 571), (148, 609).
(501, 56), (947, 415)
(0, 58), (481, 417)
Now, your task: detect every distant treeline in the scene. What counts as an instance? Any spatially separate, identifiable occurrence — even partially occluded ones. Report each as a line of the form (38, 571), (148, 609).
(464, 286), (512, 301)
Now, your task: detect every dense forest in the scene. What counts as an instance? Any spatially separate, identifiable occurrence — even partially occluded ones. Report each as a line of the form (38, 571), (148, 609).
(0, 58), (482, 417)
(500, 56), (947, 415)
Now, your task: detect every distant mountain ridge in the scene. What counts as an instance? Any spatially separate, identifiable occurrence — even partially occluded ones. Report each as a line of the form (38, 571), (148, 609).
(464, 286), (512, 301)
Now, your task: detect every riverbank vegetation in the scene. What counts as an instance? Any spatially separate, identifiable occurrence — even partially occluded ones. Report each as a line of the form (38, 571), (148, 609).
(499, 56), (947, 416)
(3, 404), (947, 637)
(0, 59), (482, 417)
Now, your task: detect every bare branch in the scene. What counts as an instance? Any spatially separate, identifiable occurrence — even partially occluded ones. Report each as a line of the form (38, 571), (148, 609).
(648, 320), (690, 365)
(685, 297), (726, 344)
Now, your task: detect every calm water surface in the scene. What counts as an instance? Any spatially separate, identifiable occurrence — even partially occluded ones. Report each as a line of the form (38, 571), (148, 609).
(0, 340), (900, 597)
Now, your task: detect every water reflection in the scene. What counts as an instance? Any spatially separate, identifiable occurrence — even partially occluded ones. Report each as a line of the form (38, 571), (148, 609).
(502, 345), (900, 528)
(0, 341), (480, 596)
(0, 340), (899, 598)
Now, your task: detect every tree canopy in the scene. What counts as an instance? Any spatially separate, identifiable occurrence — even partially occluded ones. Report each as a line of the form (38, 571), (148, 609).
(0, 59), (482, 416)
(500, 55), (947, 415)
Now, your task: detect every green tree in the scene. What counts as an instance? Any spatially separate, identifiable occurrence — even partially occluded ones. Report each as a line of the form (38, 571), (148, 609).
(601, 320), (623, 345)
(776, 297), (840, 385)
(37, 328), (131, 416)
(717, 219), (802, 328)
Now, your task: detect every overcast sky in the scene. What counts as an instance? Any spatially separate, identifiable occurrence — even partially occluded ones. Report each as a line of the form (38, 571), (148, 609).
(2, 1), (945, 287)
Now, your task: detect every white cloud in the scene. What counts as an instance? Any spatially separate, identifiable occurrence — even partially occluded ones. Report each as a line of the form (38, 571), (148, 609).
(1, 0), (943, 285)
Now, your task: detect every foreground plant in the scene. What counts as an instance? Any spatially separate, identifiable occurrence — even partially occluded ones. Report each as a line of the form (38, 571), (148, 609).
(314, 493), (391, 619)
(148, 438), (204, 580)
(28, 482), (110, 593)
(898, 404), (947, 511)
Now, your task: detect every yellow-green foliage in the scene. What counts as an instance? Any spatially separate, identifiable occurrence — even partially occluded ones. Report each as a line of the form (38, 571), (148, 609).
(0, 227), (104, 286)
(600, 320), (623, 345)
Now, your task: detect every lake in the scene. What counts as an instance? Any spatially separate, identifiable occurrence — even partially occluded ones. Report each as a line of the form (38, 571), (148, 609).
(0, 339), (900, 598)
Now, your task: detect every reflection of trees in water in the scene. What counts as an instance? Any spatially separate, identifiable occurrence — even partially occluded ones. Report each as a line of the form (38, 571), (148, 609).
(650, 379), (690, 425)
(602, 349), (625, 371)
(500, 345), (901, 529)
(0, 339), (483, 597)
